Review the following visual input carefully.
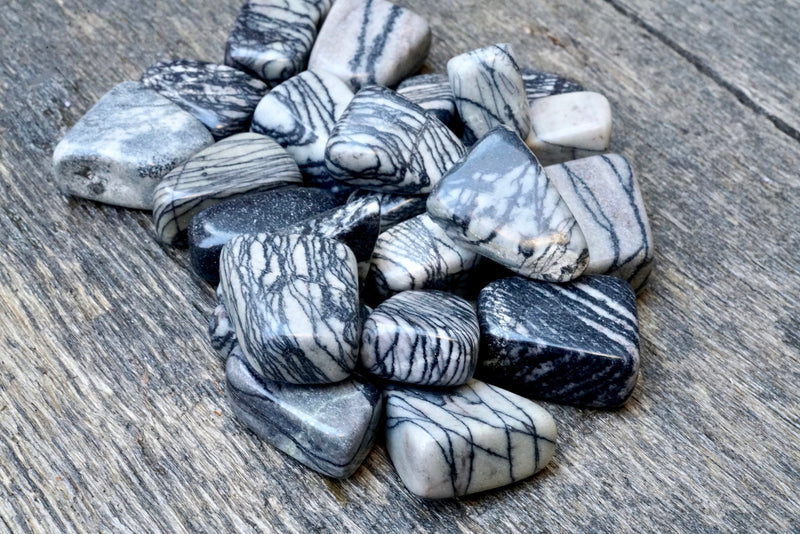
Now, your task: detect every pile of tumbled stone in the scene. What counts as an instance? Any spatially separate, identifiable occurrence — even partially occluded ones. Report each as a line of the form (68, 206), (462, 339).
(52, 0), (653, 499)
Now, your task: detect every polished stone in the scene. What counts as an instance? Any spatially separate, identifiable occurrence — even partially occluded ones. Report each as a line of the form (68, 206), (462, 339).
(427, 126), (588, 282)
(226, 349), (382, 478)
(188, 187), (340, 284)
(308, 0), (431, 91)
(361, 290), (478, 386)
(251, 70), (354, 176)
(448, 44), (531, 145)
(366, 213), (481, 301)
(520, 67), (583, 102)
(347, 190), (427, 231)
(385, 379), (557, 498)
(325, 86), (466, 194)
(52, 82), (213, 209)
(141, 59), (268, 139)
(478, 275), (640, 408)
(219, 233), (360, 384)
(209, 289), (238, 359)
(528, 91), (612, 165)
(152, 133), (302, 246)
(546, 154), (654, 291)
(224, 0), (334, 87)
(397, 73), (457, 127)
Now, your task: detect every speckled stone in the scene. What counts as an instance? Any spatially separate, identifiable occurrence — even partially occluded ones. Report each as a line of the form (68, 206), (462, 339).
(477, 275), (640, 408)
(308, 0), (431, 91)
(385, 379), (557, 498)
(141, 59), (269, 140)
(52, 82), (214, 209)
(219, 233), (360, 384)
(187, 187), (340, 284)
(226, 348), (382, 478)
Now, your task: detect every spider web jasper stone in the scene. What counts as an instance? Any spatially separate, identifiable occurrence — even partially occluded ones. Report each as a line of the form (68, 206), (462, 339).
(224, 0), (334, 87)
(141, 59), (268, 140)
(477, 275), (640, 408)
(427, 126), (588, 282)
(325, 86), (466, 194)
(397, 73), (457, 128)
(308, 0), (431, 91)
(251, 70), (354, 176)
(152, 133), (302, 246)
(520, 68), (583, 102)
(546, 154), (654, 291)
(219, 233), (360, 384)
(226, 349), (382, 478)
(385, 379), (557, 498)
(361, 290), (479, 386)
(52, 82), (213, 209)
(448, 44), (531, 146)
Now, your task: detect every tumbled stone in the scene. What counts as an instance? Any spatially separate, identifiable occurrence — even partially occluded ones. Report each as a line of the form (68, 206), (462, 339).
(366, 213), (481, 301)
(546, 154), (654, 291)
(251, 70), (354, 176)
(304, 172), (361, 203)
(308, 0), (431, 91)
(226, 349), (382, 478)
(528, 91), (612, 165)
(448, 44), (531, 145)
(347, 190), (427, 231)
(427, 126), (588, 282)
(385, 379), (557, 498)
(478, 275), (640, 408)
(361, 290), (478, 386)
(141, 59), (269, 140)
(279, 194), (381, 264)
(224, 0), (334, 87)
(326, 86), (466, 194)
(397, 73), (457, 127)
(152, 133), (302, 246)
(209, 291), (238, 359)
(188, 187), (340, 284)
(219, 233), (360, 384)
(520, 67), (583, 102)
(52, 82), (213, 209)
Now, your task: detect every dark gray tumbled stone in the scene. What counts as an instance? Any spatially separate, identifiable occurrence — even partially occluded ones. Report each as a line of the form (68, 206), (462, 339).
(141, 59), (269, 140)
(477, 275), (640, 408)
(361, 290), (479, 386)
(226, 349), (382, 478)
(188, 187), (340, 284)
(52, 82), (214, 209)
(219, 232), (360, 384)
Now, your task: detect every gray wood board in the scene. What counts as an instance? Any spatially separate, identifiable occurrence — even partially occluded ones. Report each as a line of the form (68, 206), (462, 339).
(0, 0), (798, 532)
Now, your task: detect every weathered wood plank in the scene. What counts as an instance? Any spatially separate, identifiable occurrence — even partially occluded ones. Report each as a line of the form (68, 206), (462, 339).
(0, 0), (798, 532)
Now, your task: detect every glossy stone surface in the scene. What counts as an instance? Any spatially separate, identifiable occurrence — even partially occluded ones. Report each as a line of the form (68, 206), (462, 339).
(385, 379), (557, 498)
(52, 82), (213, 209)
(427, 126), (588, 282)
(152, 133), (302, 246)
(188, 187), (340, 284)
(326, 86), (466, 194)
(478, 275), (640, 408)
(224, 0), (334, 87)
(528, 91), (612, 165)
(141, 59), (269, 139)
(347, 190), (427, 231)
(361, 290), (478, 386)
(367, 213), (481, 301)
(251, 70), (354, 176)
(520, 68), (583, 102)
(447, 43), (531, 145)
(279, 194), (381, 264)
(546, 154), (654, 291)
(308, 0), (431, 91)
(397, 73), (457, 127)
(219, 233), (360, 384)
(226, 349), (382, 478)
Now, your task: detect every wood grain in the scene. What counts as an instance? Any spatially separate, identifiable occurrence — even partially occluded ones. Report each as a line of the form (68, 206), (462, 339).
(1, 0), (798, 532)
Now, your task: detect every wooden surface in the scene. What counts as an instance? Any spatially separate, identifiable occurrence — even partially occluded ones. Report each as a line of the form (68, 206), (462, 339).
(1, 1), (798, 532)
